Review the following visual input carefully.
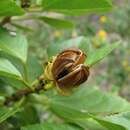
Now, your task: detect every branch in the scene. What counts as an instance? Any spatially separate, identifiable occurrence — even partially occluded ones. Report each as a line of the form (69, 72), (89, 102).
(4, 78), (47, 106)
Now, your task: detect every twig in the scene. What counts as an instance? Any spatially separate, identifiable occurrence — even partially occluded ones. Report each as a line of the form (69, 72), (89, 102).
(4, 78), (46, 106)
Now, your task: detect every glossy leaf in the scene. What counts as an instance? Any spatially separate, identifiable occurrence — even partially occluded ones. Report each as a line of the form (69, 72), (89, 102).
(0, 28), (28, 63)
(0, 0), (25, 16)
(21, 123), (83, 130)
(85, 42), (120, 67)
(94, 112), (130, 130)
(0, 58), (22, 80)
(73, 118), (107, 130)
(50, 85), (130, 119)
(0, 53), (42, 87)
(0, 52), (30, 89)
(42, 0), (112, 15)
(37, 16), (74, 29)
(0, 56), (29, 89)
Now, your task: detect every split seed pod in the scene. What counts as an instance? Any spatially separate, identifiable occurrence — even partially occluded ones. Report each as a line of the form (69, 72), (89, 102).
(51, 48), (89, 92)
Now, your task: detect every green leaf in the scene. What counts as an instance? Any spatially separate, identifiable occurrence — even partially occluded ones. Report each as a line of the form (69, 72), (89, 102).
(47, 36), (90, 57)
(10, 105), (40, 127)
(71, 114), (130, 130)
(0, 52), (30, 89)
(0, 52), (42, 87)
(74, 118), (107, 130)
(37, 16), (74, 29)
(86, 42), (120, 67)
(94, 112), (130, 130)
(0, 77), (29, 89)
(0, 0), (25, 16)
(88, 117), (125, 130)
(0, 99), (23, 123)
(49, 85), (130, 130)
(42, 0), (112, 15)
(0, 58), (22, 80)
(50, 85), (130, 120)
(0, 28), (28, 63)
(26, 55), (43, 84)
(21, 123), (83, 130)
(0, 57), (29, 89)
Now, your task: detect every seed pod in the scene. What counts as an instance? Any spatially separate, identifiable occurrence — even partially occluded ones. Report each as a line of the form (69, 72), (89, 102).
(52, 48), (89, 91)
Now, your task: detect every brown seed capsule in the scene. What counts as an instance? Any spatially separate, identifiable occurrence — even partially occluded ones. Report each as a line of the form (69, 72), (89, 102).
(52, 48), (89, 90)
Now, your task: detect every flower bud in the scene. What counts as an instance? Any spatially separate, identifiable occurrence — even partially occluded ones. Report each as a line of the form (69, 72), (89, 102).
(51, 48), (89, 91)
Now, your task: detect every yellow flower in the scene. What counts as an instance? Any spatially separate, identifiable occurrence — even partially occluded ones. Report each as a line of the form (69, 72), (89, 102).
(53, 31), (62, 38)
(97, 30), (107, 40)
(100, 16), (107, 23)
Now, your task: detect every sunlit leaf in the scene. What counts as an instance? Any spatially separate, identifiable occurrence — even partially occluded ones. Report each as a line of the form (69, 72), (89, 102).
(86, 42), (120, 66)
(0, 58), (22, 80)
(50, 85), (130, 119)
(0, 0), (25, 16)
(42, 0), (112, 15)
(94, 112), (130, 130)
(0, 28), (28, 63)
(37, 16), (74, 29)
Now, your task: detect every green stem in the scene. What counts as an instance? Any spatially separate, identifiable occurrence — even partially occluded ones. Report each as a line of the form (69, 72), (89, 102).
(23, 80), (31, 88)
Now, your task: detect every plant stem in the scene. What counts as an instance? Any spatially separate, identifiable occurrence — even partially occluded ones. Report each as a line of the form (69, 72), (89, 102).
(4, 77), (48, 106)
